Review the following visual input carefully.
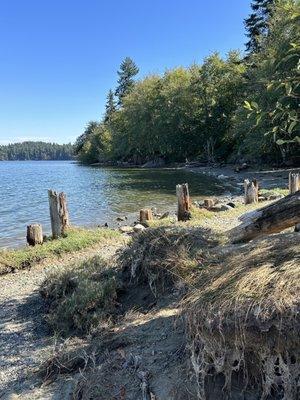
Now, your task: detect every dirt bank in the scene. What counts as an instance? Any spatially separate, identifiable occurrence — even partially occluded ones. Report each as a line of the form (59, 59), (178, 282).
(0, 241), (125, 399)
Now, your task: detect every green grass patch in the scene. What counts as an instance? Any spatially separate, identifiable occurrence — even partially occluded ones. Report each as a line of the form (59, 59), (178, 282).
(0, 227), (122, 274)
(260, 187), (289, 197)
(41, 255), (117, 335)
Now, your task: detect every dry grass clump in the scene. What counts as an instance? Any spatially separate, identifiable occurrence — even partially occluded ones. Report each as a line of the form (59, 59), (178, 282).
(41, 256), (118, 335)
(120, 226), (219, 297)
(185, 232), (300, 399)
(40, 338), (92, 383)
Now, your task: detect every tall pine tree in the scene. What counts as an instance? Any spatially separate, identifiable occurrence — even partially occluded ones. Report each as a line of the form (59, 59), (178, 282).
(115, 57), (139, 106)
(104, 89), (116, 124)
(244, 0), (273, 54)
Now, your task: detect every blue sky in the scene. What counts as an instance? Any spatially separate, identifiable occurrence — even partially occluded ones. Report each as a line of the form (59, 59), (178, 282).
(0, 0), (251, 145)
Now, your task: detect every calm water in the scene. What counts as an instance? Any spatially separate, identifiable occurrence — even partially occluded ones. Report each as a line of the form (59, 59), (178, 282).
(0, 161), (224, 248)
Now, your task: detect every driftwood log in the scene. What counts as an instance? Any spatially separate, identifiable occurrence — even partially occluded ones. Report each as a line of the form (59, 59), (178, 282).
(26, 224), (43, 246)
(48, 190), (70, 238)
(229, 190), (300, 242)
(289, 172), (300, 231)
(176, 183), (191, 221)
(140, 209), (153, 223)
(244, 179), (259, 204)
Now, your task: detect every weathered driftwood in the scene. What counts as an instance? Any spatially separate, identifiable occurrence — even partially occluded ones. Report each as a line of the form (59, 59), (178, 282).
(229, 190), (300, 242)
(176, 183), (191, 221)
(289, 172), (300, 231)
(48, 190), (70, 238)
(59, 192), (70, 234)
(289, 172), (300, 194)
(140, 209), (153, 223)
(204, 198), (215, 209)
(244, 178), (259, 204)
(26, 224), (43, 246)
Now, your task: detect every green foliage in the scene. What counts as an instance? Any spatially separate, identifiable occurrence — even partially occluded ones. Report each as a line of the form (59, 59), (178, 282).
(244, 0), (274, 54)
(0, 141), (73, 161)
(74, 121), (112, 164)
(109, 53), (245, 162)
(115, 57), (139, 106)
(104, 89), (116, 124)
(236, 0), (300, 162)
(75, 1), (299, 166)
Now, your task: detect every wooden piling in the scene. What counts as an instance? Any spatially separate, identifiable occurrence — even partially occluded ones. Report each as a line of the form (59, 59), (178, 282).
(244, 179), (259, 205)
(140, 209), (153, 223)
(176, 183), (191, 221)
(289, 172), (300, 194)
(288, 172), (300, 232)
(26, 224), (43, 246)
(204, 198), (215, 209)
(48, 190), (70, 238)
(59, 192), (70, 234)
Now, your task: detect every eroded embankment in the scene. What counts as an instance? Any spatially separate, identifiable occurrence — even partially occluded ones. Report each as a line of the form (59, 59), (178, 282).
(37, 224), (300, 400)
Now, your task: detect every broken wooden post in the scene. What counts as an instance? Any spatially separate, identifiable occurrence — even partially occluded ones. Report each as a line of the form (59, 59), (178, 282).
(59, 192), (70, 234)
(176, 183), (191, 221)
(289, 172), (300, 194)
(204, 198), (215, 209)
(289, 172), (300, 231)
(229, 190), (300, 242)
(140, 209), (153, 223)
(244, 179), (259, 205)
(48, 190), (70, 238)
(26, 224), (43, 246)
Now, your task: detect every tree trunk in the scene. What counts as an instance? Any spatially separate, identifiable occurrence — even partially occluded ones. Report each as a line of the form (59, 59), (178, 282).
(26, 224), (43, 246)
(176, 183), (191, 221)
(289, 172), (300, 232)
(48, 190), (70, 238)
(229, 190), (300, 242)
(140, 209), (153, 223)
(244, 179), (259, 205)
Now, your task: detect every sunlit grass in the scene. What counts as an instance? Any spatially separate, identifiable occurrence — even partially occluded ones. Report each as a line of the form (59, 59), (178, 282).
(0, 227), (122, 273)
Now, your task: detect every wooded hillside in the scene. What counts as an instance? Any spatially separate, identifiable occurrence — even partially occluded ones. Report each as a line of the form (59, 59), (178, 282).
(75, 0), (300, 166)
(0, 141), (74, 161)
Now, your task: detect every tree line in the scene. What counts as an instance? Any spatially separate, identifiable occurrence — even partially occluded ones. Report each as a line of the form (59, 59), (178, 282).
(75, 0), (300, 166)
(0, 141), (74, 161)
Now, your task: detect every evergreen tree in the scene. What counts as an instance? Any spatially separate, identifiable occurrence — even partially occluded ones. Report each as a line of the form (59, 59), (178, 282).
(244, 0), (273, 54)
(115, 57), (139, 106)
(104, 89), (116, 123)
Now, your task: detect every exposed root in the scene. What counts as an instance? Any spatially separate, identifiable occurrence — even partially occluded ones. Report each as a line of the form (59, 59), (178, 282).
(185, 233), (300, 399)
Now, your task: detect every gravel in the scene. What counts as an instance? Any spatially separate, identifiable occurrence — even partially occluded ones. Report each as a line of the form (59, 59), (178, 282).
(0, 242), (124, 399)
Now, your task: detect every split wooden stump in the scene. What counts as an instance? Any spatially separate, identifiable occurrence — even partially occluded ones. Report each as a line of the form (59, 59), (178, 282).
(140, 209), (153, 223)
(244, 178), (259, 204)
(229, 190), (300, 242)
(48, 190), (70, 238)
(176, 183), (191, 221)
(26, 224), (43, 246)
(289, 172), (300, 232)
(204, 198), (215, 209)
